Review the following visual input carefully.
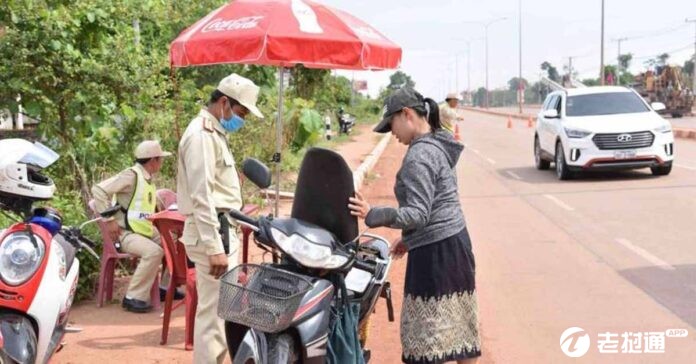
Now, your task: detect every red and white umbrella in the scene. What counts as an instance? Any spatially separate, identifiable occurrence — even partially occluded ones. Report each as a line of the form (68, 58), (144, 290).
(170, 0), (402, 213)
(170, 0), (401, 70)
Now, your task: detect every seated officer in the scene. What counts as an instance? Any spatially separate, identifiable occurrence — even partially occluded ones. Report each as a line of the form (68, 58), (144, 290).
(92, 140), (172, 313)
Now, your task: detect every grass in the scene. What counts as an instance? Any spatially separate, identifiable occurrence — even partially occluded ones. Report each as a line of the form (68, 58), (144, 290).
(364, 171), (379, 183)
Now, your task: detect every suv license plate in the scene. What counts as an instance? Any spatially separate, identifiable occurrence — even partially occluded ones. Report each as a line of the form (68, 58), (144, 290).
(614, 150), (637, 159)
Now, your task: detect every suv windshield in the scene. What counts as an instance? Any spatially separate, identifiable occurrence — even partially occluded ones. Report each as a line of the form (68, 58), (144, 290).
(566, 92), (649, 117)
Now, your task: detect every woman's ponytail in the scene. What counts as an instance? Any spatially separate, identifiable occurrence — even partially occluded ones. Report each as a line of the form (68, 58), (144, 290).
(423, 98), (441, 131)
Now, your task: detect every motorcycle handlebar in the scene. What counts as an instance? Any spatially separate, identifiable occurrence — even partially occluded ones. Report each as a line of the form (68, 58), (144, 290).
(352, 258), (376, 275)
(227, 209), (259, 230)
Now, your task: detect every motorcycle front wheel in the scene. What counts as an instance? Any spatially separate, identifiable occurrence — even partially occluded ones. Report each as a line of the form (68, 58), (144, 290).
(268, 333), (299, 364)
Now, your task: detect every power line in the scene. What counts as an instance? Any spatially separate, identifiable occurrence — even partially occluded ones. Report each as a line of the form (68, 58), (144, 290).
(612, 22), (691, 43)
(632, 43), (694, 60)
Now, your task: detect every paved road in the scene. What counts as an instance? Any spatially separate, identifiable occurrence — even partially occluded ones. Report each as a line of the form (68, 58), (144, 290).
(458, 110), (696, 363)
(491, 105), (696, 130)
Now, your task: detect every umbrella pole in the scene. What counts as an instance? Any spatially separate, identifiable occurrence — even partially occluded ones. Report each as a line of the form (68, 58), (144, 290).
(274, 67), (285, 217)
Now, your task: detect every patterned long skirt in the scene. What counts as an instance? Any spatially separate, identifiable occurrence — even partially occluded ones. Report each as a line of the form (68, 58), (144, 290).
(401, 228), (482, 364)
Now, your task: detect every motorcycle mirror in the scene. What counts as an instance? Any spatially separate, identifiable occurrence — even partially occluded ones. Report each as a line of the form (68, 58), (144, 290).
(242, 158), (272, 189)
(100, 204), (122, 218)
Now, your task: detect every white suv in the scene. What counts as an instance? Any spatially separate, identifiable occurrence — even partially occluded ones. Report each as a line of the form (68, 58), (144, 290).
(534, 86), (674, 180)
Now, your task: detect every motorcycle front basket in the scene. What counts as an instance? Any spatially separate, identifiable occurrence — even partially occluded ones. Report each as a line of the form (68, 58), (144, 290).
(218, 264), (313, 333)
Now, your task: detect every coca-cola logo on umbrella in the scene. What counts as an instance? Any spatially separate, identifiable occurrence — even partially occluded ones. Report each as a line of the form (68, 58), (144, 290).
(201, 16), (264, 33)
(291, 0), (323, 34)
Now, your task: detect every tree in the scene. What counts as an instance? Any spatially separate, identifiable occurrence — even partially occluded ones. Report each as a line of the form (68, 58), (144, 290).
(0, 0), (388, 302)
(657, 53), (670, 66)
(508, 77), (528, 92)
(615, 53), (635, 85)
(581, 78), (600, 86)
(540, 61), (560, 82)
(684, 57), (694, 77)
(527, 81), (549, 104)
(619, 53), (633, 70)
(387, 70), (415, 90)
(289, 64), (330, 100)
(313, 75), (352, 112)
(472, 87), (487, 107)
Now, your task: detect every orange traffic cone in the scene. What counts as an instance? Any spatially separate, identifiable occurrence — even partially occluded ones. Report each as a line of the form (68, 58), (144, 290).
(506, 116), (513, 129)
(454, 123), (461, 141)
(527, 116), (534, 128)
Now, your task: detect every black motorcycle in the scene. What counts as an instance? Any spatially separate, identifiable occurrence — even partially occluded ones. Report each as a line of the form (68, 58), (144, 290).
(221, 148), (394, 363)
(336, 109), (355, 135)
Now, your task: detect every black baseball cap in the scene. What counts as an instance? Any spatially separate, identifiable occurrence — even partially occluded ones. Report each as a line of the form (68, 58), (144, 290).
(373, 87), (426, 133)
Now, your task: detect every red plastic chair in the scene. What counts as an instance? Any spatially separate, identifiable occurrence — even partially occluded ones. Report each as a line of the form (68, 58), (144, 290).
(149, 210), (196, 350)
(89, 200), (160, 309)
(156, 188), (177, 211)
(240, 204), (260, 264)
(237, 167), (261, 264)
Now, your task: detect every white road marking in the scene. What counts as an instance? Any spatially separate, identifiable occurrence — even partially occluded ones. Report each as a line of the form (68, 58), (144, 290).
(615, 238), (675, 271)
(470, 148), (481, 155)
(506, 171), (523, 180)
(675, 163), (696, 171)
(543, 194), (575, 211)
(486, 158), (497, 165)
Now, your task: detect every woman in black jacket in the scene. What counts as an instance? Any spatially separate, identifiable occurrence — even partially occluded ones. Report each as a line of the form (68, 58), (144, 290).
(349, 87), (481, 364)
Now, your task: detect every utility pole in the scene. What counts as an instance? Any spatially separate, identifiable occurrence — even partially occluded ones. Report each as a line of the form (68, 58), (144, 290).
(482, 17), (508, 108)
(350, 71), (355, 107)
(616, 37), (628, 86)
(456, 54), (460, 95)
(687, 18), (696, 93)
(568, 56), (573, 84)
(518, 0), (523, 114)
(467, 42), (472, 95)
(600, 0), (605, 85)
(485, 25), (490, 107)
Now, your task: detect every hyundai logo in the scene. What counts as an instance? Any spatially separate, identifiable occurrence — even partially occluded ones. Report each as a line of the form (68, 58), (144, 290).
(617, 134), (633, 142)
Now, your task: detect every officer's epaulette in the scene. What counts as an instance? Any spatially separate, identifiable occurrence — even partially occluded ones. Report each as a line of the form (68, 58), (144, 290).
(202, 118), (214, 132)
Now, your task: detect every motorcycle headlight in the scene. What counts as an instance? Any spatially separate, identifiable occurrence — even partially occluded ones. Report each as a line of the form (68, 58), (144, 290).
(270, 227), (348, 269)
(564, 127), (592, 139)
(654, 124), (672, 134)
(0, 232), (45, 286)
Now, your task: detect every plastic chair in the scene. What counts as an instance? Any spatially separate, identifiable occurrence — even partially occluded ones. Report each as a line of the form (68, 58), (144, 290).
(237, 168), (261, 264)
(149, 210), (197, 350)
(240, 204), (259, 263)
(89, 200), (160, 309)
(156, 188), (177, 211)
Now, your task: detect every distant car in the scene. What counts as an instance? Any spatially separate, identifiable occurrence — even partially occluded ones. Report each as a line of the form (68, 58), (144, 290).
(534, 86), (674, 180)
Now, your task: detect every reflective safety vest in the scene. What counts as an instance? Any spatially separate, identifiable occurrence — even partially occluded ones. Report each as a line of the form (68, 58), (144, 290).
(124, 166), (156, 238)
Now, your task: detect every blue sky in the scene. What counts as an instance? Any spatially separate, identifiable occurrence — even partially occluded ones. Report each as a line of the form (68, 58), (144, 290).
(322, 0), (696, 99)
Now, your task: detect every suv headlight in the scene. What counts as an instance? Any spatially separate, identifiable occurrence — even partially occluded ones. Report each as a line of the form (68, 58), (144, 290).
(0, 232), (45, 286)
(270, 227), (348, 269)
(654, 124), (672, 134)
(564, 127), (592, 139)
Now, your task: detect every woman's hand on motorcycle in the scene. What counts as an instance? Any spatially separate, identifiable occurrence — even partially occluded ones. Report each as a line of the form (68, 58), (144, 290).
(390, 238), (407, 259)
(105, 220), (121, 242)
(348, 191), (370, 219)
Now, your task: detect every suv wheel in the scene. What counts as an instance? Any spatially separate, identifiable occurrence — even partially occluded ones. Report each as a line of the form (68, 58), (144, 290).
(555, 142), (573, 180)
(651, 162), (672, 176)
(535, 137), (551, 170)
